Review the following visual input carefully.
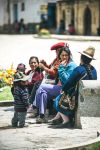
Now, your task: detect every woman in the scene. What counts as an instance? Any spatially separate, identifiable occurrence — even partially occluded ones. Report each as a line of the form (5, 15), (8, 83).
(28, 42), (66, 115)
(34, 46), (77, 123)
(51, 46), (97, 128)
(26, 56), (44, 113)
(26, 56), (44, 94)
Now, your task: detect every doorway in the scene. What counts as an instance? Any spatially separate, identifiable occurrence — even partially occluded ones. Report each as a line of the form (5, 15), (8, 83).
(47, 3), (56, 29)
(13, 3), (18, 22)
(84, 7), (91, 35)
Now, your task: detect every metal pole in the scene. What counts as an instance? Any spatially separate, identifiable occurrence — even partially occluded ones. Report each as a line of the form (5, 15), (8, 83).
(7, 0), (11, 33)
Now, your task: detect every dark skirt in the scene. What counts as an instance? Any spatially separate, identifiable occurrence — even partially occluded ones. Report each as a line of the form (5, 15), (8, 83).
(53, 94), (75, 118)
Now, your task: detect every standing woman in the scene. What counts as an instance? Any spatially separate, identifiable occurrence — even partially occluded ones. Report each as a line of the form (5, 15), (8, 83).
(52, 46), (97, 128)
(34, 46), (77, 123)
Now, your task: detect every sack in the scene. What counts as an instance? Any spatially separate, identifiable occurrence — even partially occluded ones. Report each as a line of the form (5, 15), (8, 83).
(59, 92), (75, 110)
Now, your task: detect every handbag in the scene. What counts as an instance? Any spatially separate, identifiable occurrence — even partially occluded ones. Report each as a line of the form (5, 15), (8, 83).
(59, 92), (75, 110)
(58, 73), (87, 111)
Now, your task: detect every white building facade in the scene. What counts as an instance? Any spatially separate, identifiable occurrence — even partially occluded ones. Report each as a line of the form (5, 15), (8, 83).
(0, 0), (8, 26)
(10, 0), (57, 24)
(0, 0), (57, 26)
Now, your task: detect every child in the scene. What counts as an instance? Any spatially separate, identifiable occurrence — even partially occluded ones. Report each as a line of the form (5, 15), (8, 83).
(12, 72), (29, 128)
(11, 63), (26, 96)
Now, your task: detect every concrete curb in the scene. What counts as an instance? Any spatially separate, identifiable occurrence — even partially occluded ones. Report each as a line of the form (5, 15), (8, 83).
(0, 101), (13, 106)
(60, 137), (100, 150)
(33, 34), (100, 41)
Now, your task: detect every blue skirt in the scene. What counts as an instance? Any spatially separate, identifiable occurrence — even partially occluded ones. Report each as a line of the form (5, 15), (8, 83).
(53, 94), (74, 118)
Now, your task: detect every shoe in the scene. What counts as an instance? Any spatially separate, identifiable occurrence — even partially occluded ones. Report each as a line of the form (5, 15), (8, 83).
(12, 125), (18, 128)
(28, 108), (39, 117)
(18, 124), (28, 128)
(48, 118), (62, 125)
(27, 106), (34, 113)
(36, 117), (48, 124)
(48, 121), (73, 129)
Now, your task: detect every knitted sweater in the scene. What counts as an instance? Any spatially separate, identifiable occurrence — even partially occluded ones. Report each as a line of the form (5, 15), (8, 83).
(13, 86), (29, 112)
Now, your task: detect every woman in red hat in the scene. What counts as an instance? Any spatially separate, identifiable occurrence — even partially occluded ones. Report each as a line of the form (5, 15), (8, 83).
(33, 45), (77, 124)
(29, 42), (67, 117)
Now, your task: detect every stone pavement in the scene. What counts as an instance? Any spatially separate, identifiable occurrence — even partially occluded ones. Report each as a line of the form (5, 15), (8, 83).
(0, 106), (100, 150)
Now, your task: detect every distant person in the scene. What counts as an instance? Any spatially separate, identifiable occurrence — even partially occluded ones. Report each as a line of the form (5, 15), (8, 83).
(12, 72), (29, 128)
(57, 19), (65, 34)
(68, 24), (75, 35)
(13, 20), (19, 33)
(19, 18), (26, 34)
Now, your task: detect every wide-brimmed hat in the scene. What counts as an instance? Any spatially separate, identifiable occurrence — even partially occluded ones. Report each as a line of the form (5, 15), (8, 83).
(51, 42), (69, 50)
(14, 72), (29, 82)
(79, 46), (96, 60)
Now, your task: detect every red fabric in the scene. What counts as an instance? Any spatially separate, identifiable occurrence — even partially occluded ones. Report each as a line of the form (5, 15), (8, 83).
(47, 58), (61, 77)
(26, 70), (44, 86)
(51, 42), (68, 50)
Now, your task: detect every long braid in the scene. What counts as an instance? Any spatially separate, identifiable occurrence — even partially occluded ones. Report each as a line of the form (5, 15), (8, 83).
(83, 64), (93, 79)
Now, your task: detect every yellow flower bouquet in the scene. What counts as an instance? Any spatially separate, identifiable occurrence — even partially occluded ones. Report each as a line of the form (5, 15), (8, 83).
(0, 64), (16, 88)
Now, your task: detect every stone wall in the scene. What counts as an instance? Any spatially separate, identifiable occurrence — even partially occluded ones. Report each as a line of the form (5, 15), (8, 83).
(75, 80), (100, 129)
(78, 80), (100, 117)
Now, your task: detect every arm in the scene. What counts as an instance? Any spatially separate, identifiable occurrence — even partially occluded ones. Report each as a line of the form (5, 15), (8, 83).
(62, 66), (87, 94)
(39, 58), (60, 77)
(58, 62), (77, 86)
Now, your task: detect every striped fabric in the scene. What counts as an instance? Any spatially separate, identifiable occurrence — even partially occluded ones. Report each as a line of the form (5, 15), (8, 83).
(13, 86), (29, 112)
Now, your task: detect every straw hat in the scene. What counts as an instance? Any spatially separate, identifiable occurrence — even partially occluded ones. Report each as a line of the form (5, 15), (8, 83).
(79, 46), (95, 60)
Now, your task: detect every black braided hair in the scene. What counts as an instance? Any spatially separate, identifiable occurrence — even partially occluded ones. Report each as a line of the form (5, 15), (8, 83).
(83, 64), (93, 79)
(81, 54), (93, 79)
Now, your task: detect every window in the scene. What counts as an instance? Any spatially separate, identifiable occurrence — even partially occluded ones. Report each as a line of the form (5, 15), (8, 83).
(21, 3), (25, 11)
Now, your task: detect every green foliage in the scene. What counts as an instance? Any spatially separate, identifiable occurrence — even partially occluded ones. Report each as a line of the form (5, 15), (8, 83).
(0, 86), (13, 101)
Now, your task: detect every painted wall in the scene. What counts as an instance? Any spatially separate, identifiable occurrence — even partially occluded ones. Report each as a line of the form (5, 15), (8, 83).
(0, 0), (8, 26)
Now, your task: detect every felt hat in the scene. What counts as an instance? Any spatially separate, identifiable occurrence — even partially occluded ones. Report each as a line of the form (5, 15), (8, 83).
(14, 72), (29, 82)
(51, 42), (69, 50)
(79, 46), (95, 60)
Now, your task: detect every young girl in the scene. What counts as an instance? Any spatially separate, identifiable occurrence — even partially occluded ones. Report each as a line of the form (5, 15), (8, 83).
(12, 72), (29, 128)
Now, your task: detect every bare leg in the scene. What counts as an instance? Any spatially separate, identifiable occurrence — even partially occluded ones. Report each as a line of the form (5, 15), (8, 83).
(59, 112), (69, 123)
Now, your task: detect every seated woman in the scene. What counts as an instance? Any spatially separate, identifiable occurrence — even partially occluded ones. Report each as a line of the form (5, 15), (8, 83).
(50, 46), (97, 128)
(26, 56), (44, 112)
(34, 46), (77, 123)
(28, 42), (66, 115)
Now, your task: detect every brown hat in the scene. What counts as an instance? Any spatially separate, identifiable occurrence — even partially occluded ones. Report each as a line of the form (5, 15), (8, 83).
(79, 46), (96, 60)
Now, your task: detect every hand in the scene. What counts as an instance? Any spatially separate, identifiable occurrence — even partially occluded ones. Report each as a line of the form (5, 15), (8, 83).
(40, 59), (47, 65)
(60, 60), (67, 66)
(39, 63), (45, 69)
